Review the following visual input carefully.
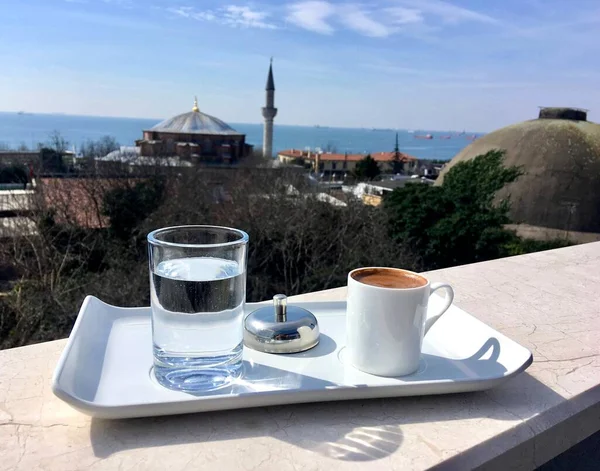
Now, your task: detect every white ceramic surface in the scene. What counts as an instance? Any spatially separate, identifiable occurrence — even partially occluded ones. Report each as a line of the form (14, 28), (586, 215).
(52, 295), (532, 419)
(346, 268), (454, 376)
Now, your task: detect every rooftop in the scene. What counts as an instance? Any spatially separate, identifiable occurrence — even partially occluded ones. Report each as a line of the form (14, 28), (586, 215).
(437, 107), (600, 234)
(279, 149), (418, 162)
(147, 98), (243, 136)
(0, 150), (39, 155)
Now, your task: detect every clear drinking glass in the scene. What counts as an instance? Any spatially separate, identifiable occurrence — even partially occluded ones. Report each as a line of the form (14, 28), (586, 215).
(147, 225), (248, 391)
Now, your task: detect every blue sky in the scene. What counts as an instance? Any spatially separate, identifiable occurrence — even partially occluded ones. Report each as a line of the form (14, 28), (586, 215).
(1, 0), (599, 131)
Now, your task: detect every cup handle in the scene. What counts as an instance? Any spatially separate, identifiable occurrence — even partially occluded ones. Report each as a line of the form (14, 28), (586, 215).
(423, 283), (454, 336)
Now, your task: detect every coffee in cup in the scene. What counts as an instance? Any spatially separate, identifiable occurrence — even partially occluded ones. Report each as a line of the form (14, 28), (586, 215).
(351, 267), (427, 289)
(346, 267), (454, 377)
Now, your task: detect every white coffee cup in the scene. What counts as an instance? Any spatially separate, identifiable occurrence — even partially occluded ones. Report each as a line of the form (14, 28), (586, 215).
(346, 267), (454, 377)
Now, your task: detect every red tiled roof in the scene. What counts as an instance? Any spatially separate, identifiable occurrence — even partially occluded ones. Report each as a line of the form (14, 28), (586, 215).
(278, 149), (305, 158)
(368, 152), (418, 162)
(278, 150), (417, 162)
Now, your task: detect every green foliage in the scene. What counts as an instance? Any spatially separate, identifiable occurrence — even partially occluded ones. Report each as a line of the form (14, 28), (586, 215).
(385, 150), (523, 269)
(353, 155), (381, 181)
(0, 151), (577, 350)
(503, 237), (571, 257)
(442, 149), (523, 210)
(102, 177), (165, 240)
(0, 165), (28, 184)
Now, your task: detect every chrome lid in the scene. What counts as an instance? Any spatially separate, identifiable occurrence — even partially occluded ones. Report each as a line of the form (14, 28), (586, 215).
(244, 294), (320, 354)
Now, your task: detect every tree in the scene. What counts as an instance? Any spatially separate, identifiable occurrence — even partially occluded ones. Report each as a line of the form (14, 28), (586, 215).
(80, 136), (120, 159)
(0, 198), (109, 348)
(48, 131), (69, 154)
(353, 155), (381, 181)
(0, 165), (28, 184)
(384, 149), (523, 269)
(238, 148), (272, 168)
(442, 149), (523, 212)
(0, 149), (568, 351)
(102, 177), (165, 240)
(39, 147), (67, 173)
(0, 164), (417, 349)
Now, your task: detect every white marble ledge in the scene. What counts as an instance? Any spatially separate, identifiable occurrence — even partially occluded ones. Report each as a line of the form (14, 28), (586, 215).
(2, 243), (600, 471)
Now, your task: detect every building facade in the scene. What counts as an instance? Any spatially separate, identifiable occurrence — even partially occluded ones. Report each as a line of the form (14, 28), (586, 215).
(352, 178), (434, 206)
(277, 149), (419, 177)
(135, 98), (252, 165)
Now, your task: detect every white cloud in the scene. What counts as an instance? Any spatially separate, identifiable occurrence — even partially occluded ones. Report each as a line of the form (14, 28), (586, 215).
(172, 6), (215, 21)
(168, 5), (275, 29)
(167, 1), (497, 37)
(287, 1), (336, 34)
(394, 0), (498, 25)
(338, 5), (392, 38)
(386, 7), (424, 25)
(223, 5), (277, 29)
(286, 1), (478, 38)
(197, 11), (217, 22)
(168, 7), (192, 18)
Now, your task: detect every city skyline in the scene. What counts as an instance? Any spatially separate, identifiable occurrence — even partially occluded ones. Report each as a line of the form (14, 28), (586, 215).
(1, 0), (599, 131)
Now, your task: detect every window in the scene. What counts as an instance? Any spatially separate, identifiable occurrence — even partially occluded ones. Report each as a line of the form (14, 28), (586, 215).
(331, 162), (337, 170)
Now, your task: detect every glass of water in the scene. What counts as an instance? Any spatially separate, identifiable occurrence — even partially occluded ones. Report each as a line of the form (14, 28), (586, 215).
(147, 225), (248, 392)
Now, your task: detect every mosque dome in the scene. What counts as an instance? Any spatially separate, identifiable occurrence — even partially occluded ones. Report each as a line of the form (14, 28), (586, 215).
(150, 98), (242, 136)
(436, 107), (600, 235)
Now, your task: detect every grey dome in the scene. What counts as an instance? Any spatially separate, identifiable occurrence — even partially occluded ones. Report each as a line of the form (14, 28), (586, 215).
(436, 108), (600, 234)
(150, 110), (241, 136)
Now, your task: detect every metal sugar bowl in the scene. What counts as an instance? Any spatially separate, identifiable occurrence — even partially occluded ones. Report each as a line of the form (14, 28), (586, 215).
(244, 294), (320, 354)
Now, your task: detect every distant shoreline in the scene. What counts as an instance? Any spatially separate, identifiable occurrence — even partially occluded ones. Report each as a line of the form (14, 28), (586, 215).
(0, 111), (483, 135)
(0, 113), (474, 161)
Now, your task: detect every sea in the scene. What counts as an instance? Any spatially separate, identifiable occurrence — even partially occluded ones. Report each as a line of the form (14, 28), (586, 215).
(0, 112), (477, 161)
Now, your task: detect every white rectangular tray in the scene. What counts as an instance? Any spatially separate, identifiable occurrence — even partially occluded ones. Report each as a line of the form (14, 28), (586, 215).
(52, 295), (532, 419)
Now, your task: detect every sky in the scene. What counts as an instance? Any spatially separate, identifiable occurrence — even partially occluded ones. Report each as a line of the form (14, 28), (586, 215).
(1, 0), (600, 131)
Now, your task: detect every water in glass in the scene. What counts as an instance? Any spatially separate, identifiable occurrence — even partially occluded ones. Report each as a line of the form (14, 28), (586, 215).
(151, 256), (245, 391)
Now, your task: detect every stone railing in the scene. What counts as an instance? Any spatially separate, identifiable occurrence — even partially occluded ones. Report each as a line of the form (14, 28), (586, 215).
(1, 242), (599, 470)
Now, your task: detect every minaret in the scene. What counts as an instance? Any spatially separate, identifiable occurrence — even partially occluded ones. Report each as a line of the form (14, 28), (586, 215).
(262, 58), (277, 158)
